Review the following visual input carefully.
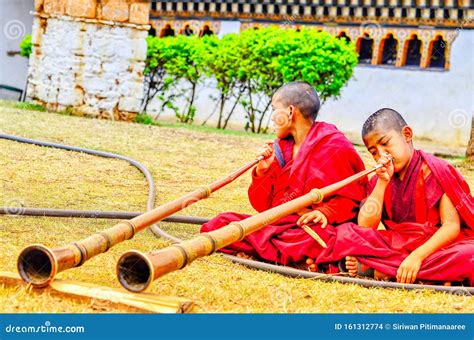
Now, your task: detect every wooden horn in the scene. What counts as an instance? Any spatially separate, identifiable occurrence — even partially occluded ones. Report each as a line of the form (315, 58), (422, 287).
(17, 157), (263, 287)
(117, 164), (383, 292)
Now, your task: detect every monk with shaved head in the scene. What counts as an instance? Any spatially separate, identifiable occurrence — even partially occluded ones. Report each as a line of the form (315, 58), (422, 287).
(201, 82), (366, 268)
(316, 108), (474, 285)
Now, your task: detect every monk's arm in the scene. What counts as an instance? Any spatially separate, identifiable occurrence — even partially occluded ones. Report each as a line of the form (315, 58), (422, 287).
(357, 179), (387, 228)
(248, 167), (275, 212)
(397, 194), (461, 283)
(315, 196), (360, 225)
(410, 194), (461, 260)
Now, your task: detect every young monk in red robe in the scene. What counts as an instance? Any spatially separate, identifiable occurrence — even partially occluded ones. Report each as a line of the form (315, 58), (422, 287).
(200, 81), (366, 266)
(315, 108), (473, 285)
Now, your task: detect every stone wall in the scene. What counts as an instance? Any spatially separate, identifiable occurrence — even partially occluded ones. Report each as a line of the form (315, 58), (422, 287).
(27, 0), (150, 120)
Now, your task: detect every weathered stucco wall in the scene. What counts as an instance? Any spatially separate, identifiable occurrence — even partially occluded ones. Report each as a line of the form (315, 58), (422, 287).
(0, 0), (34, 96)
(26, 0), (150, 120)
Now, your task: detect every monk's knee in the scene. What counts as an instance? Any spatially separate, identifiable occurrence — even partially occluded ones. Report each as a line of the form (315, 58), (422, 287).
(200, 214), (241, 233)
(200, 222), (211, 233)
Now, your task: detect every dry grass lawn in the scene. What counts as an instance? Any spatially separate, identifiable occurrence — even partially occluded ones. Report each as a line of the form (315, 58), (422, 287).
(0, 101), (472, 313)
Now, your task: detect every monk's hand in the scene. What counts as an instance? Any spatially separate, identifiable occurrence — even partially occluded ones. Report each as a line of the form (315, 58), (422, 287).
(297, 210), (328, 229)
(376, 153), (394, 183)
(396, 253), (422, 284)
(256, 141), (275, 176)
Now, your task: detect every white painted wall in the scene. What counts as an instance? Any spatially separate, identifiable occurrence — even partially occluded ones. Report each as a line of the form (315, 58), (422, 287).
(320, 29), (474, 147)
(0, 0), (34, 97)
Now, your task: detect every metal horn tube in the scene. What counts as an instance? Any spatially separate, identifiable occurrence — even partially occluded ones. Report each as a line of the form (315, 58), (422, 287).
(17, 158), (261, 287)
(117, 166), (379, 292)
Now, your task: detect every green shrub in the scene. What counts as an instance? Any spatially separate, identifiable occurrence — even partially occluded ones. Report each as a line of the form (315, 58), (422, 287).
(145, 27), (358, 132)
(134, 113), (155, 125)
(19, 34), (32, 57)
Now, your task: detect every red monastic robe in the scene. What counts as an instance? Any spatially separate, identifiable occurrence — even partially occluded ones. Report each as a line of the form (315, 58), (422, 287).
(201, 121), (366, 265)
(315, 150), (474, 285)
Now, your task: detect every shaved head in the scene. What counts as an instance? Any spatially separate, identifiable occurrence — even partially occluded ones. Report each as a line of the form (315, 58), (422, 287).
(362, 108), (408, 137)
(273, 82), (321, 120)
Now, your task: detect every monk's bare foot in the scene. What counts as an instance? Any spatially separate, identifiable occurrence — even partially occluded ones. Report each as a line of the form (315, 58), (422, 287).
(345, 256), (392, 280)
(306, 258), (318, 272)
(373, 271), (392, 281)
(345, 256), (358, 276)
(236, 252), (255, 260)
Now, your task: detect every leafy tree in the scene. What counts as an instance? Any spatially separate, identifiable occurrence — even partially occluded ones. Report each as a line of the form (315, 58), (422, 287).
(142, 36), (177, 114)
(19, 34), (32, 57)
(237, 27), (358, 133)
(162, 35), (207, 124)
(237, 27), (282, 133)
(145, 27), (358, 132)
(203, 34), (246, 129)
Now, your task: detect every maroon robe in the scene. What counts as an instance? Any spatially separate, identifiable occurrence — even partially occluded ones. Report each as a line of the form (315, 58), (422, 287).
(315, 150), (474, 285)
(201, 121), (366, 265)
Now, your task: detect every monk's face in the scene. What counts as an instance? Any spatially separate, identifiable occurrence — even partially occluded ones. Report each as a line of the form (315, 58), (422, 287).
(270, 95), (293, 138)
(363, 126), (414, 174)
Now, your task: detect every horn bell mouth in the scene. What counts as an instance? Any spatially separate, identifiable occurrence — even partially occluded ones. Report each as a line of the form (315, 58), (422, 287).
(117, 250), (154, 293)
(17, 244), (58, 287)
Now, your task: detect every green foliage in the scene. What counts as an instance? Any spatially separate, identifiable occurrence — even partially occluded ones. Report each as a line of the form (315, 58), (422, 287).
(162, 35), (209, 124)
(144, 27), (358, 133)
(143, 36), (176, 114)
(19, 34), (32, 57)
(134, 113), (155, 125)
(202, 33), (245, 129)
(144, 35), (210, 124)
(270, 28), (358, 100)
(236, 27), (358, 133)
(14, 101), (46, 112)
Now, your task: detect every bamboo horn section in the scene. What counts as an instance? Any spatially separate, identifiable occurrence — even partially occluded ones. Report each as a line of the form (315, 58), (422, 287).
(117, 164), (383, 292)
(17, 157), (263, 287)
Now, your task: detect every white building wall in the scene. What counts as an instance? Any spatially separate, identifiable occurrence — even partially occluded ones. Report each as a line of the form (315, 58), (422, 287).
(320, 29), (474, 147)
(0, 0), (34, 97)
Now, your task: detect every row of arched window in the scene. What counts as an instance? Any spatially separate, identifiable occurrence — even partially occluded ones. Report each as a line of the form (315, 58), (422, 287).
(338, 31), (447, 68)
(150, 24), (215, 38)
(150, 23), (448, 69)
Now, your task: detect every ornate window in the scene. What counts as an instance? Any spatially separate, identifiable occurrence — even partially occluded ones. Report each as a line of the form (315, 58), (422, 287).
(427, 35), (447, 68)
(357, 33), (374, 64)
(160, 24), (175, 38)
(402, 34), (422, 66)
(337, 31), (351, 43)
(180, 24), (195, 36)
(378, 33), (398, 65)
(199, 25), (215, 37)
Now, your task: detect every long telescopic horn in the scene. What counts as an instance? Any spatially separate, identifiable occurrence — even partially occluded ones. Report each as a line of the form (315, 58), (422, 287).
(117, 164), (383, 292)
(17, 156), (263, 287)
